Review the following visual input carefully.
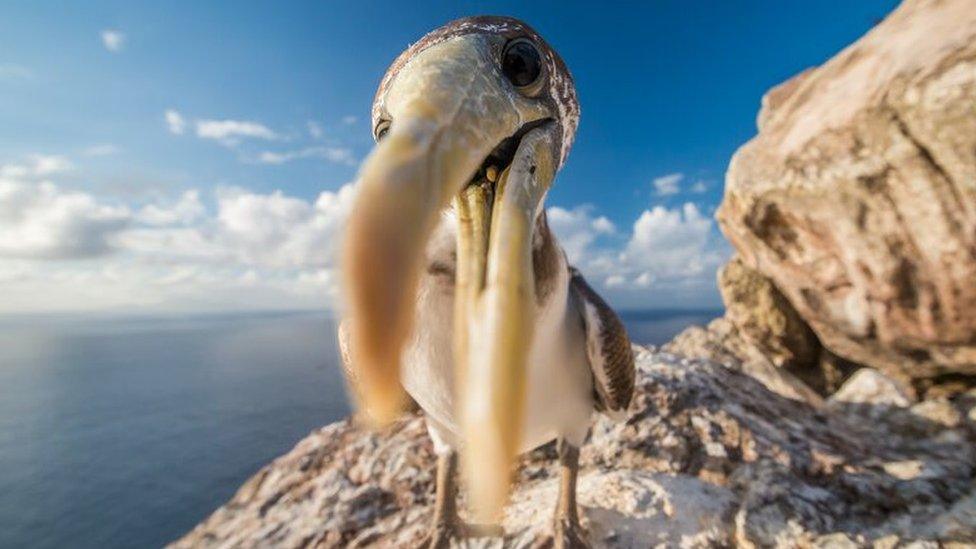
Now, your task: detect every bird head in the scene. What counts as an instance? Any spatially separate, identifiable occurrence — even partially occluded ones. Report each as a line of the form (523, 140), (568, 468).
(342, 16), (579, 521)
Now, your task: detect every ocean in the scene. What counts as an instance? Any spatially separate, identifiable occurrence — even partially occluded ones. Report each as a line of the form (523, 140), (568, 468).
(0, 309), (719, 549)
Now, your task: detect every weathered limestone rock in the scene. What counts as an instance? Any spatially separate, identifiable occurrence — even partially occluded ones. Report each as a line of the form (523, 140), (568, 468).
(172, 347), (976, 548)
(718, 255), (820, 369)
(911, 399), (963, 428)
(829, 369), (912, 408)
(717, 0), (976, 386)
(665, 317), (824, 404)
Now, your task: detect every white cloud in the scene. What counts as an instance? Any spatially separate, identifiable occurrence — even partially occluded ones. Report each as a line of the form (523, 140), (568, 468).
(307, 120), (323, 139)
(0, 187), (356, 313)
(547, 205), (615, 264)
(137, 190), (205, 226)
(691, 180), (708, 193)
(167, 112), (358, 166)
(165, 110), (186, 135)
(546, 198), (729, 307)
(101, 30), (125, 53)
(0, 152), (362, 312)
(592, 217), (615, 233)
(0, 155), (73, 178)
(32, 155), (73, 176)
(653, 172), (683, 196)
(0, 259), (343, 314)
(83, 144), (120, 157)
(609, 201), (728, 305)
(634, 272), (654, 288)
(255, 146), (356, 166)
(622, 203), (715, 278)
(342, 115), (357, 125)
(546, 199), (729, 307)
(0, 179), (130, 259)
(116, 185), (356, 272)
(604, 274), (625, 288)
(195, 118), (278, 145)
(213, 185), (355, 268)
(0, 63), (32, 80)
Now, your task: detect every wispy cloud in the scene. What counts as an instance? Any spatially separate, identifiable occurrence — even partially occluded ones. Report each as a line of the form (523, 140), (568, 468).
(195, 119), (278, 145)
(136, 190), (205, 226)
(164, 110), (186, 135)
(255, 146), (356, 166)
(0, 63), (33, 80)
(0, 154), (73, 178)
(165, 111), (357, 166)
(691, 180), (708, 193)
(101, 30), (125, 53)
(307, 120), (323, 139)
(546, 205), (615, 264)
(341, 115), (357, 125)
(83, 144), (120, 157)
(652, 172), (683, 196)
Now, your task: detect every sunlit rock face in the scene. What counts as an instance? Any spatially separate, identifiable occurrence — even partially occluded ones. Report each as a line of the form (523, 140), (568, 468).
(718, 0), (976, 389)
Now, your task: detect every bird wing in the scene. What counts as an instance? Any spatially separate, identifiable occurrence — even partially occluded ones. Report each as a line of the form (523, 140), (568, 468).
(569, 267), (636, 417)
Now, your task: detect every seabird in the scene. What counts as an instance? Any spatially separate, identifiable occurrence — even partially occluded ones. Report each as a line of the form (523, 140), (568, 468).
(339, 16), (635, 548)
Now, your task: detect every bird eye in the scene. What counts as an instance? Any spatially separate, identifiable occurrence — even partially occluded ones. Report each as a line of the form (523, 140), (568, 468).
(374, 120), (391, 141)
(502, 39), (544, 91)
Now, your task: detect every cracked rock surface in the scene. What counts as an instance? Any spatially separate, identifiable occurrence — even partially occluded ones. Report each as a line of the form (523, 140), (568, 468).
(171, 347), (976, 548)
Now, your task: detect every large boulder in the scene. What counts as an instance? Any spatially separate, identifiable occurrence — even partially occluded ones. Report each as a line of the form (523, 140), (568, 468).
(717, 0), (976, 388)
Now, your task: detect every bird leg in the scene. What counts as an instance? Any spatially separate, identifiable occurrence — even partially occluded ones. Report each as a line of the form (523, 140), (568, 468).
(552, 439), (589, 549)
(420, 451), (505, 548)
(421, 452), (460, 549)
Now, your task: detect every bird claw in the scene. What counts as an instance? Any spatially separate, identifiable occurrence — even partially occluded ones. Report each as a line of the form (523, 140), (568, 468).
(417, 521), (506, 548)
(531, 517), (591, 549)
(417, 522), (454, 549)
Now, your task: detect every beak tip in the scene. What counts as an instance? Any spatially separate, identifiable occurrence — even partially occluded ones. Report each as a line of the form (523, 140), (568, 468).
(353, 352), (410, 428)
(462, 425), (516, 524)
(357, 388), (408, 429)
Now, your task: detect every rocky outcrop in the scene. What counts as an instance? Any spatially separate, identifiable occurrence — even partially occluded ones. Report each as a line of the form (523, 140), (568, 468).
(665, 317), (825, 404)
(172, 346), (976, 548)
(718, 256), (820, 369)
(717, 0), (976, 388)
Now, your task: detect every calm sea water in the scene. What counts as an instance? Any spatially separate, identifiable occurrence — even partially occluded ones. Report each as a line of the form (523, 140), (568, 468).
(0, 309), (718, 549)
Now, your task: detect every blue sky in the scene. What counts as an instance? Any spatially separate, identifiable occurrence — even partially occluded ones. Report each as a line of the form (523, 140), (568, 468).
(0, 1), (899, 313)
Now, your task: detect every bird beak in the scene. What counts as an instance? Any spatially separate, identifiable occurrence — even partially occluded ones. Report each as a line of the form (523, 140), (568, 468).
(458, 126), (556, 523)
(342, 34), (556, 520)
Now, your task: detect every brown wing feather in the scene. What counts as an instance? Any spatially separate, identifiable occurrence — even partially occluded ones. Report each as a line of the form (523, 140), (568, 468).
(569, 267), (635, 415)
